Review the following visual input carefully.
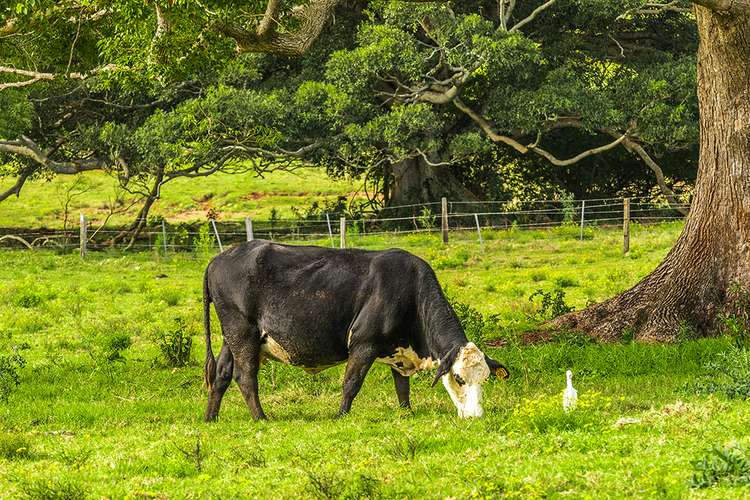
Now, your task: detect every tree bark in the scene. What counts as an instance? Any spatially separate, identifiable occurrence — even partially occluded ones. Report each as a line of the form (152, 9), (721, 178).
(388, 157), (475, 207)
(554, 9), (750, 341)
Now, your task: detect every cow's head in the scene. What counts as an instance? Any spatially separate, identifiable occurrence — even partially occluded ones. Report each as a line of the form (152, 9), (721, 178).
(432, 342), (509, 418)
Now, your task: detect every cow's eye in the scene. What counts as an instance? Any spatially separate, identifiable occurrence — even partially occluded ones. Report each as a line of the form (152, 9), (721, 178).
(453, 372), (466, 386)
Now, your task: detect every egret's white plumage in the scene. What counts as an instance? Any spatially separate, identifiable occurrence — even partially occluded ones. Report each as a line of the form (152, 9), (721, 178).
(563, 369), (577, 412)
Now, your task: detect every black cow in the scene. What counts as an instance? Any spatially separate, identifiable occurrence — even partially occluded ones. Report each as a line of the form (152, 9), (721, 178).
(203, 240), (509, 420)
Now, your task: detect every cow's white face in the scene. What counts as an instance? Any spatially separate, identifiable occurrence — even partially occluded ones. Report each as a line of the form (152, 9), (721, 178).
(441, 342), (491, 418)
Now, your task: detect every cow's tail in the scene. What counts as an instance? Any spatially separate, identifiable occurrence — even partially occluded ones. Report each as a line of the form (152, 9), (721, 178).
(203, 267), (216, 392)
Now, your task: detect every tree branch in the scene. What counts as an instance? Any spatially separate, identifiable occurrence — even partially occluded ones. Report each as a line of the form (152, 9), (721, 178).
(0, 64), (117, 91)
(453, 98), (529, 153)
(0, 137), (106, 174)
(509, 0), (557, 32)
(602, 129), (689, 214)
(0, 167), (34, 202)
(214, 0), (341, 56)
(529, 132), (629, 166)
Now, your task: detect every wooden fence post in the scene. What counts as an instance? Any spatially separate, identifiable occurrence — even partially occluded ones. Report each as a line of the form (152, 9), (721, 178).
(79, 213), (87, 258)
(245, 217), (254, 241)
(210, 219), (223, 252)
(441, 197), (449, 244)
(340, 217), (346, 249)
(579, 199), (586, 241)
(623, 198), (630, 255)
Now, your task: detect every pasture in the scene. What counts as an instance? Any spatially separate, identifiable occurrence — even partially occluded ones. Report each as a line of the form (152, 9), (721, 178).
(2, 223), (749, 498)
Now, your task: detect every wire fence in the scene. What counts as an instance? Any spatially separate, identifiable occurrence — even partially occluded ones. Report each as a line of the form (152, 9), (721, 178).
(0, 196), (688, 253)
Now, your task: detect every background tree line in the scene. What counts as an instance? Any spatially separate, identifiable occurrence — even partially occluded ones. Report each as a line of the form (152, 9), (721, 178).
(1, 0), (698, 234)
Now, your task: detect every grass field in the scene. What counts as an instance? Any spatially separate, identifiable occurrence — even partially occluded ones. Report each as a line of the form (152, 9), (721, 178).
(3, 222), (750, 498)
(0, 168), (360, 229)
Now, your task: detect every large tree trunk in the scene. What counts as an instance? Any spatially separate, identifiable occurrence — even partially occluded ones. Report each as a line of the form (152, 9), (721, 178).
(554, 10), (750, 341)
(388, 157), (475, 207)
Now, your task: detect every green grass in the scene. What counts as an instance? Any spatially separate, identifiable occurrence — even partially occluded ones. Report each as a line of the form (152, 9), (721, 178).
(0, 167), (359, 228)
(1, 222), (749, 497)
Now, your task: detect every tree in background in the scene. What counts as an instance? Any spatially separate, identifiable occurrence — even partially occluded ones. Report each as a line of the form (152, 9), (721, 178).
(1, 0), (697, 212)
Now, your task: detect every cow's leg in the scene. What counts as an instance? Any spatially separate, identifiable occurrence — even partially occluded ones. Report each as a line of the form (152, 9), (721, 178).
(219, 310), (267, 421)
(338, 347), (377, 417)
(391, 368), (411, 409)
(205, 343), (234, 422)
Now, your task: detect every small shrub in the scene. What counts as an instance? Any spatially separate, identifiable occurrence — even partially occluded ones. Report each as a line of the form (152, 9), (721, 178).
(691, 443), (750, 488)
(415, 207), (436, 230)
(0, 344), (29, 402)
(83, 318), (136, 366)
(530, 271), (547, 282)
(448, 297), (486, 347)
(194, 224), (215, 257)
(529, 288), (574, 320)
(155, 318), (194, 367)
(0, 432), (32, 459)
(20, 477), (87, 500)
(100, 333), (132, 363)
(553, 276), (578, 288)
(174, 436), (207, 473)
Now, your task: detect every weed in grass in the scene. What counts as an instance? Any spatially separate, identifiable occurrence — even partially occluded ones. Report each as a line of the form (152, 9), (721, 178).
(235, 448), (267, 470)
(552, 330), (595, 347)
(57, 447), (93, 470)
(691, 442), (750, 488)
(303, 467), (345, 499)
(0, 432), (32, 459)
(529, 288), (574, 320)
(0, 344), (29, 402)
(554, 276), (578, 288)
(174, 435), (208, 473)
(19, 477), (87, 500)
(695, 345), (750, 398)
(154, 318), (194, 367)
(432, 249), (469, 270)
(386, 434), (426, 461)
(530, 271), (547, 282)
(8, 283), (49, 309)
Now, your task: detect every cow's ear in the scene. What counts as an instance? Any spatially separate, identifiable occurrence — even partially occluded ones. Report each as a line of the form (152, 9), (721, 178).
(432, 346), (459, 387)
(485, 355), (510, 380)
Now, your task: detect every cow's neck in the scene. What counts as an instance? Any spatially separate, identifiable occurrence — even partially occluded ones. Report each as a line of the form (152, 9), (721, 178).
(417, 281), (468, 360)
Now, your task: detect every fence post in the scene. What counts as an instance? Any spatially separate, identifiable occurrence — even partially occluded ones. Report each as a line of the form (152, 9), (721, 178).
(326, 213), (334, 248)
(474, 213), (483, 248)
(623, 197), (630, 255)
(579, 199), (586, 241)
(161, 220), (168, 255)
(340, 217), (346, 249)
(79, 213), (87, 258)
(210, 219), (224, 253)
(441, 197), (449, 244)
(245, 217), (254, 242)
